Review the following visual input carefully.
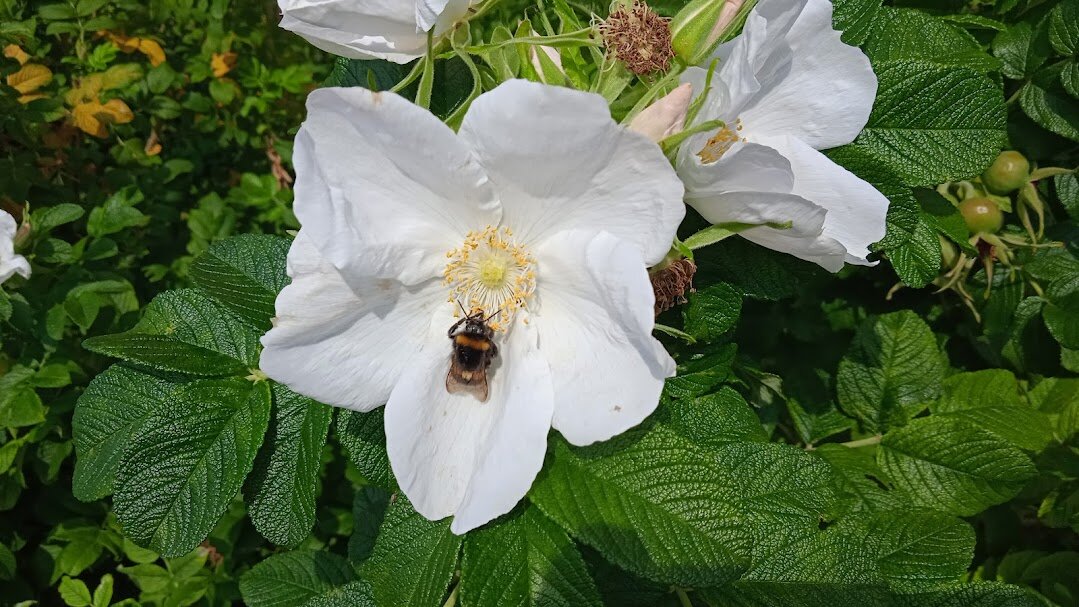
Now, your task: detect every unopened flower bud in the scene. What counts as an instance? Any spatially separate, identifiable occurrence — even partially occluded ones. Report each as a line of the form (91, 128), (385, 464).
(671, 0), (745, 66)
(529, 45), (564, 84)
(599, 1), (674, 76)
(628, 83), (692, 143)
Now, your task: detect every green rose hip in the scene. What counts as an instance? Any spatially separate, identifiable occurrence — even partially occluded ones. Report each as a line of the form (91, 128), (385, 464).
(959, 197), (1004, 234)
(981, 151), (1030, 194)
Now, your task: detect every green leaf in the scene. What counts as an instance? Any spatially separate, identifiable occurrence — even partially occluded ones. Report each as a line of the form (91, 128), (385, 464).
(878, 416), (1036, 516)
(32, 203), (84, 232)
(1020, 66), (1079, 142)
(864, 8), (999, 71)
(460, 506), (602, 607)
(302, 581), (378, 607)
(683, 282), (742, 341)
(92, 574), (114, 607)
(695, 238), (819, 301)
(1049, 0), (1079, 56)
(324, 57), (413, 90)
(992, 20), (1052, 80)
(0, 368), (45, 428)
(72, 365), (177, 500)
(863, 509), (975, 588)
(113, 380), (271, 556)
(87, 187), (149, 238)
(0, 543), (14, 580)
(661, 386), (768, 447)
(58, 576), (93, 607)
(843, 60), (1007, 187)
(836, 311), (944, 432)
(336, 410), (394, 489)
(245, 383), (332, 547)
(931, 370), (1053, 451)
(239, 550), (355, 607)
(830, 0), (883, 46)
(83, 289), (261, 376)
(1027, 377), (1079, 439)
(360, 495), (462, 607)
(349, 486), (391, 565)
(529, 428), (748, 587)
(189, 235), (291, 331)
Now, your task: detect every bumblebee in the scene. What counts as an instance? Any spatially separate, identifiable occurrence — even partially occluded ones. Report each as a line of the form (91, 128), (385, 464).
(446, 307), (499, 402)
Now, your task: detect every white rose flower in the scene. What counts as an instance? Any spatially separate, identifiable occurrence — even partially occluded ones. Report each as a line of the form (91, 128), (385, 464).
(676, 0), (889, 272)
(277, 0), (469, 64)
(1, 210), (30, 285)
(260, 80), (684, 533)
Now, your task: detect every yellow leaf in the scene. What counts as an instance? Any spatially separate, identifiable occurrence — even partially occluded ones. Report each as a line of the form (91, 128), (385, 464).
(211, 52), (237, 78)
(137, 39), (166, 67)
(72, 102), (108, 138)
(6, 64), (52, 94)
(71, 99), (134, 138)
(104, 32), (166, 67)
(19, 93), (48, 104)
(65, 74), (104, 106)
(101, 63), (143, 90)
(3, 44), (30, 65)
(100, 98), (134, 124)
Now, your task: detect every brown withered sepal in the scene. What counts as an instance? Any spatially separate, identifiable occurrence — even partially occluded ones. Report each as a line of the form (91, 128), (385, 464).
(650, 257), (696, 316)
(598, 1), (674, 76)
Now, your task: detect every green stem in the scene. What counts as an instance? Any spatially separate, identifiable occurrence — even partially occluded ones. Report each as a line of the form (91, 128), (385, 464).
(442, 582), (460, 607)
(675, 587), (694, 607)
(621, 67), (684, 124)
(840, 435), (882, 449)
(654, 323), (697, 344)
(390, 59), (427, 93)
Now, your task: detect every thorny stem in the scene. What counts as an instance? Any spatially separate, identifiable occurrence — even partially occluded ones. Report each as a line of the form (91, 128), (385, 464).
(840, 435), (883, 449)
(674, 587), (694, 607)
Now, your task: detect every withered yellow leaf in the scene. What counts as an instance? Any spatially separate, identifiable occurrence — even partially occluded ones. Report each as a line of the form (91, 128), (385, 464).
(104, 32), (166, 67)
(210, 52), (238, 78)
(65, 74), (105, 106)
(7, 64), (52, 94)
(3, 44), (30, 65)
(72, 98), (134, 138)
(19, 93), (48, 104)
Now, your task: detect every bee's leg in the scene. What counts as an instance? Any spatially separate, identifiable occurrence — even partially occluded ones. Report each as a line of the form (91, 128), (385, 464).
(447, 317), (466, 338)
(490, 342), (499, 359)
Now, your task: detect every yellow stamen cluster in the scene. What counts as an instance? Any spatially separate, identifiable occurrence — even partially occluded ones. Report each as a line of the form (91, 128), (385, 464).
(697, 118), (746, 164)
(443, 226), (537, 331)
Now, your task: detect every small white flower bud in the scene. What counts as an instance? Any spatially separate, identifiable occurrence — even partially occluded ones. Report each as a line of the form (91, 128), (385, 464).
(628, 83), (693, 143)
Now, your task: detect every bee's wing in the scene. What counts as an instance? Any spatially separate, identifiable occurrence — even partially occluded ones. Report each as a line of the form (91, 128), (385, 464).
(445, 363), (490, 403)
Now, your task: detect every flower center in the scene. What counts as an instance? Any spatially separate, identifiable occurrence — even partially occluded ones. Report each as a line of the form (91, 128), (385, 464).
(443, 226), (536, 331)
(697, 118), (746, 164)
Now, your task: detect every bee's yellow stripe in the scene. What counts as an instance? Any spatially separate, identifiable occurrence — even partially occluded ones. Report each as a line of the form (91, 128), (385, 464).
(455, 335), (491, 350)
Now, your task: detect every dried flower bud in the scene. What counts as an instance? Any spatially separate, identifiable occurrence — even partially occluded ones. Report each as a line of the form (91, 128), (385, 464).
(650, 257), (696, 316)
(599, 1), (674, 76)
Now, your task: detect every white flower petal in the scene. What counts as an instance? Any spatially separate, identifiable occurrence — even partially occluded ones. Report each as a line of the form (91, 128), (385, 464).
(685, 186), (851, 272)
(0, 210), (30, 284)
(533, 230), (674, 446)
(458, 80), (684, 266)
(679, 140), (795, 199)
(385, 308), (553, 533)
(756, 134), (889, 266)
(278, 0), (468, 62)
(260, 232), (443, 411)
(294, 87), (500, 287)
(733, 0), (877, 149)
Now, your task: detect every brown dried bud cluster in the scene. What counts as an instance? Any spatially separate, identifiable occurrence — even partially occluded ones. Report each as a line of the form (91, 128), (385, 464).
(598, 1), (674, 76)
(650, 257), (696, 316)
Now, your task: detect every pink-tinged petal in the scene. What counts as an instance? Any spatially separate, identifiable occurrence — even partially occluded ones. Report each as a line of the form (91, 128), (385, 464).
(385, 309), (554, 533)
(533, 230), (674, 446)
(294, 87), (500, 287)
(458, 80), (684, 266)
(260, 232), (443, 411)
(628, 83), (693, 143)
